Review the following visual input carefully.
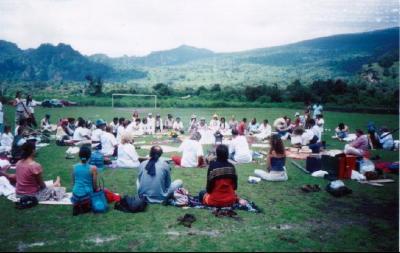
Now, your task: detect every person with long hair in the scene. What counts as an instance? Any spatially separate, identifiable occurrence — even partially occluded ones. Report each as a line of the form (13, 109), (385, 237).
(1, 142), (64, 201)
(71, 146), (98, 204)
(137, 146), (183, 203)
(201, 144), (239, 207)
(254, 134), (288, 181)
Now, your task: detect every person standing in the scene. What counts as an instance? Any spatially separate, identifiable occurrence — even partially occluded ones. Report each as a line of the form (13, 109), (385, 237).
(25, 95), (38, 128)
(312, 102), (323, 119)
(13, 92), (25, 125)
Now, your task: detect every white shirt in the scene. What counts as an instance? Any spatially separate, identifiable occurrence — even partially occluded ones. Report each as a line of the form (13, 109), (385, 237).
(209, 119), (220, 132)
(91, 128), (103, 142)
(116, 125), (125, 143)
(179, 139), (204, 168)
(316, 118), (325, 133)
(301, 129), (315, 145)
(1, 132), (13, 147)
(256, 124), (272, 139)
(173, 121), (184, 131)
(117, 143), (140, 168)
(101, 132), (117, 156)
(229, 136), (252, 163)
(73, 127), (89, 141)
(147, 117), (155, 134)
(0, 102), (3, 124)
(311, 125), (322, 142)
(110, 121), (119, 134)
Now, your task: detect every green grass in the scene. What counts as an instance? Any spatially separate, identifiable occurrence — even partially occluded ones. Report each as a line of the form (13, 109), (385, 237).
(0, 106), (398, 252)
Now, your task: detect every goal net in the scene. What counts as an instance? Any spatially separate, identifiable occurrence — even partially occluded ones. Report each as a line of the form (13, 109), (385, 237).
(111, 94), (157, 108)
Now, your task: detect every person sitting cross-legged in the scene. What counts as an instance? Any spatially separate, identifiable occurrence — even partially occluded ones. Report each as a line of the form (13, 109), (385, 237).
(117, 133), (141, 169)
(229, 129), (252, 164)
(344, 129), (369, 157)
(254, 134), (288, 182)
(137, 146), (183, 204)
(171, 132), (205, 168)
(201, 144), (240, 207)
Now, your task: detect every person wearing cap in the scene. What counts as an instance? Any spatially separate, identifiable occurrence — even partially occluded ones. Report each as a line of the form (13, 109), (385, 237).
(164, 114), (174, 130)
(229, 129), (252, 164)
(155, 114), (163, 133)
(147, 113), (156, 135)
(209, 114), (220, 133)
(188, 114), (198, 134)
(91, 119), (106, 145)
(172, 132), (205, 168)
(172, 117), (184, 134)
(40, 114), (52, 132)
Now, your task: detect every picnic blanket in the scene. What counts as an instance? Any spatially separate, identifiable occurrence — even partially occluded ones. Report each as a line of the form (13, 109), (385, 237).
(252, 143), (270, 148)
(0, 177), (73, 205)
(140, 145), (180, 153)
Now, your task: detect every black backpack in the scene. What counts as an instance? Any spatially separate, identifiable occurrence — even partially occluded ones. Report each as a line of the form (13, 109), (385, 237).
(115, 195), (147, 213)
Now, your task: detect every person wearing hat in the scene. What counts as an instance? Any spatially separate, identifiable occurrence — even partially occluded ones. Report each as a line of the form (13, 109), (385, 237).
(147, 113), (155, 135)
(91, 119), (106, 145)
(188, 114), (198, 134)
(155, 114), (163, 133)
(209, 114), (220, 133)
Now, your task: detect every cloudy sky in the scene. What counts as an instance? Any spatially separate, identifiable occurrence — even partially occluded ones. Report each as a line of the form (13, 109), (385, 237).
(0, 0), (398, 57)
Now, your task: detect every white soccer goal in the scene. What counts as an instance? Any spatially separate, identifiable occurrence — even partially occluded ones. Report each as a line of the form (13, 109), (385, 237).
(111, 94), (157, 108)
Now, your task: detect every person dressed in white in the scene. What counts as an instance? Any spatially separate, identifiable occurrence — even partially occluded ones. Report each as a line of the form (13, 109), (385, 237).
(141, 118), (151, 135)
(100, 126), (118, 157)
(127, 118), (144, 136)
(0, 126), (13, 152)
(172, 117), (184, 133)
(172, 132), (204, 168)
(117, 133), (140, 168)
(40, 114), (53, 131)
(254, 119), (272, 141)
(198, 118), (214, 144)
(73, 119), (91, 142)
(248, 118), (260, 134)
(188, 115), (198, 134)
(209, 114), (221, 133)
(147, 113), (156, 135)
(229, 129), (252, 164)
(164, 114), (174, 130)
(316, 114), (325, 136)
(0, 101), (3, 133)
(110, 117), (119, 136)
(155, 114), (163, 133)
(313, 103), (323, 119)
(219, 117), (231, 136)
(116, 118), (126, 143)
(91, 119), (106, 144)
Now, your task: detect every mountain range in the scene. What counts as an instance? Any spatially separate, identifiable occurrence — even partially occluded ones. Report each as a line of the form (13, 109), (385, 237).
(0, 27), (398, 87)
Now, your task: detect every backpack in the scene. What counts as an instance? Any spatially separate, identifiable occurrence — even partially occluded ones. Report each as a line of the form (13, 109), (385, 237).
(114, 195), (147, 213)
(15, 196), (38, 210)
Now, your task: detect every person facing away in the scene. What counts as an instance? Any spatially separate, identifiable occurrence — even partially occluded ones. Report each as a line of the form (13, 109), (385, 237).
(71, 146), (98, 203)
(378, 127), (394, 151)
(137, 146), (183, 203)
(202, 144), (238, 207)
(229, 129), (252, 164)
(117, 133), (140, 168)
(100, 126), (118, 157)
(172, 132), (205, 168)
(254, 134), (288, 182)
(15, 142), (63, 200)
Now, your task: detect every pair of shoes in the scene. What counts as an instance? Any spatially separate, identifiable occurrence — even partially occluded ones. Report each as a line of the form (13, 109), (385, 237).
(301, 184), (321, 193)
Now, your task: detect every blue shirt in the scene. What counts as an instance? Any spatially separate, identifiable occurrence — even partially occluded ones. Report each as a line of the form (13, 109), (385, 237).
(72, 163), (94, 197)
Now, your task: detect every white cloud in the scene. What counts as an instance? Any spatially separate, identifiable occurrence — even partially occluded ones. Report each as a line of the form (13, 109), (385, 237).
(0, 0), (398, 57)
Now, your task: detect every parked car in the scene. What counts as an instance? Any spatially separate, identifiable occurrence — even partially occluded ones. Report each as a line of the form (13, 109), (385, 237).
(41, 99), (64, 108)
(60, 100), (78, 106)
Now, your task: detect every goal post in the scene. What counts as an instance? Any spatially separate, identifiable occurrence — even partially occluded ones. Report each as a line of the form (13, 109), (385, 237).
(112, 94), (157, 108)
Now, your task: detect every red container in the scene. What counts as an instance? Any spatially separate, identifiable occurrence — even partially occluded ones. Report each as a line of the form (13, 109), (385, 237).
(338, 155), (356, 179)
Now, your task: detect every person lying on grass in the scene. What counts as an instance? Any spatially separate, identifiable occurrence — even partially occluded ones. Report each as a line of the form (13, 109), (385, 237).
(71, 146), (98, 204)
(1, 142), (64, 201)
(255, 134), (288, 182)
(137, 146), (183, 204)
(172, 132), (205, 168)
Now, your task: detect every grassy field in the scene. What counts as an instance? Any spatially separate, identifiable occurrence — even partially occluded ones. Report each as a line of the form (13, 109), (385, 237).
(0, 106), (398, 252)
